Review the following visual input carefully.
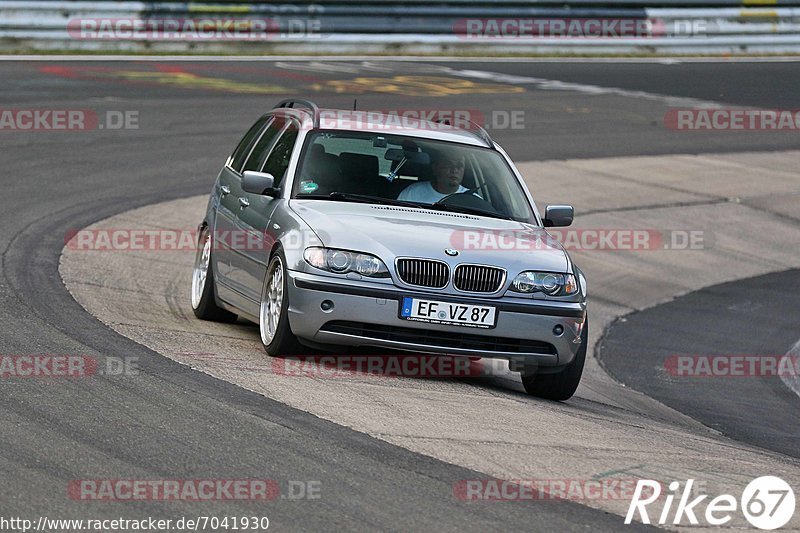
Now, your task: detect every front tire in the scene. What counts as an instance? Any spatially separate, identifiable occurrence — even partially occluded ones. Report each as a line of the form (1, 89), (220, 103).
(259, 250), (302, 356)
(521, 317), (588, 401)
(191, 226), (237, 322)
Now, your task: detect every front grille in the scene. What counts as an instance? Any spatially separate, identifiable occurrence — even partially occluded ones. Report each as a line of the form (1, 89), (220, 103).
(396, 258), (449, 288)
(321, 321), (557, 355)
(454, 264), (506, 293)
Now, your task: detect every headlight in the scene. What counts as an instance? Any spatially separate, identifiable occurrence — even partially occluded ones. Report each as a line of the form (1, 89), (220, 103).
(510, 271), (578, 296)
(303, 247), (390, 278)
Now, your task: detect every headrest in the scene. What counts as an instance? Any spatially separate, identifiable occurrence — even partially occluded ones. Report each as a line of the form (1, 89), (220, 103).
(339, 152), (378, 178)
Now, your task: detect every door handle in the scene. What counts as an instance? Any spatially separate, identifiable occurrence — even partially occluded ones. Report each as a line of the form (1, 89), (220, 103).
(220, 185), (230, 196)
(238, 197), (250, 208)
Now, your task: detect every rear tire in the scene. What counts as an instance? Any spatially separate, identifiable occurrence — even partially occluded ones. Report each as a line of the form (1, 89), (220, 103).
(191, 226), (237, 322)
(521, 317), (588, 401)
(259, 249), (303, 356)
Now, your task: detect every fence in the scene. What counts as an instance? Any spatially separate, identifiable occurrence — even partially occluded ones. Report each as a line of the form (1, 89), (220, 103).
(2, 0), (799, 54)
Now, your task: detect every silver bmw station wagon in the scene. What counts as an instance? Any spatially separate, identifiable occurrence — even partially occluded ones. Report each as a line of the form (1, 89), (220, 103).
(192, 99), (588, 400)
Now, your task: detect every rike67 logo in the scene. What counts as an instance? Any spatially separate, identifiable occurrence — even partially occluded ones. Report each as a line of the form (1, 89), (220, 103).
(626, 476), (795, 530)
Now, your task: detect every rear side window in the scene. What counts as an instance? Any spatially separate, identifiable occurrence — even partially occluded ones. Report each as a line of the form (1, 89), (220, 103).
(228, 116), (271, 173)
(242, 116), (287, 173)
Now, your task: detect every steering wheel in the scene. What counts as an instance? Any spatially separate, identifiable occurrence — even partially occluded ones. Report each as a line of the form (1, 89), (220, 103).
(436, 189), (499, 213)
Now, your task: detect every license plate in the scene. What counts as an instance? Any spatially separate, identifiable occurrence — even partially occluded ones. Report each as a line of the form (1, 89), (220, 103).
(399, 297), (497, 329)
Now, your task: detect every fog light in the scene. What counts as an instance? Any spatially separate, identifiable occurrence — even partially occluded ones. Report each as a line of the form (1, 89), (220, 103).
(553, 325), (564, 336)
(321, 300), (334, 312)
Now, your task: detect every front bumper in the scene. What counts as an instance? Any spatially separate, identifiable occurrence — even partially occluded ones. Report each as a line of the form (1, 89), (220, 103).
(286, 270), (587, 368)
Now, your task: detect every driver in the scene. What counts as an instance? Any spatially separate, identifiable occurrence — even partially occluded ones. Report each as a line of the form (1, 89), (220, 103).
(397, 148), (470, 203)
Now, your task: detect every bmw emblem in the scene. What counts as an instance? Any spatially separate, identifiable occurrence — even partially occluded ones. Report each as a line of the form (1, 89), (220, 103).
(444, 249), (459, 257)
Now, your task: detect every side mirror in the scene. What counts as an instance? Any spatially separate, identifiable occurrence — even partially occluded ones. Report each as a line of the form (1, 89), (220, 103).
(242, 171), (277, 196)
(543, 205), (574, 227)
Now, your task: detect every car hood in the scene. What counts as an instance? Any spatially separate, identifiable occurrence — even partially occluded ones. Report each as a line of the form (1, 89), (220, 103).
(290, 200), (570, 273)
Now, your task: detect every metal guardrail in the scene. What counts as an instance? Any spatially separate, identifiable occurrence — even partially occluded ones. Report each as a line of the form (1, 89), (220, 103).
(1, 0), (800, 53)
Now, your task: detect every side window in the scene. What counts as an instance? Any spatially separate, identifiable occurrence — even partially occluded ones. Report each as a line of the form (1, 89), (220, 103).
(242, 116), (286, 173)
(261, 122), (299, 187)
(229, 116), (271, 173)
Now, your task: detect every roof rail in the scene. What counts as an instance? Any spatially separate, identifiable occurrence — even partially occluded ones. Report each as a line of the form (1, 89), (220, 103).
(274, 99), (320, 128)
(435, 117), (494, 148)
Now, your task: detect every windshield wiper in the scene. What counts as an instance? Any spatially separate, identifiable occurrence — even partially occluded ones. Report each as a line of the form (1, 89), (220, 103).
(297, 192), (421, 208)
(421, 202), (514, 221)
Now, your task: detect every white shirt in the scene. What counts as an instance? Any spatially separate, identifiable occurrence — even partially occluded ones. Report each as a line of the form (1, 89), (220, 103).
(397, 181), (469, 204)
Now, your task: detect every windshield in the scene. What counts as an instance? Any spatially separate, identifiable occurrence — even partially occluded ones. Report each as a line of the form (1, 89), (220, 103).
(291, 131), (536, 223)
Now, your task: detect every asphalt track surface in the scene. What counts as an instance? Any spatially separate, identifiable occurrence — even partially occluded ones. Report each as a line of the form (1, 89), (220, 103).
(599, 269), (800, 459)
(1, 58), (799, 529)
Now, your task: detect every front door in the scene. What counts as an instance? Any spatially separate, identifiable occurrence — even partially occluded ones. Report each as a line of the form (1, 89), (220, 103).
(230, 117), (298, 306)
